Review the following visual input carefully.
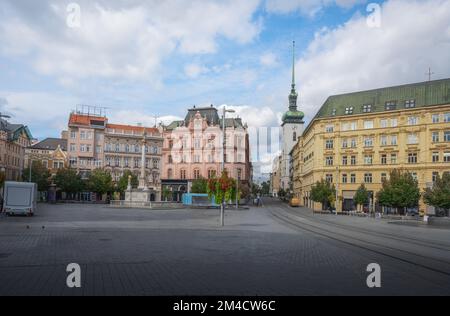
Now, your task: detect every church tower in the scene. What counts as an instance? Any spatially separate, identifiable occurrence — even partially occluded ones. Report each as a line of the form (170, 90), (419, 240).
(280, 41), (304, 191)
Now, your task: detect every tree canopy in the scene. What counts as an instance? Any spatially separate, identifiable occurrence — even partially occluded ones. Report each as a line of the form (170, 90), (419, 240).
(191, 177), (208, 193)
(423, 172), (450, 216)
(354, 184), (369, 208)
(86, 169), (113, 198)
(22, 161), (51, 192)
(117, 170), (138, 193)
(54, 168), (84, 195)
(377, 170), (420, 212)
(310, 179), (336, 208)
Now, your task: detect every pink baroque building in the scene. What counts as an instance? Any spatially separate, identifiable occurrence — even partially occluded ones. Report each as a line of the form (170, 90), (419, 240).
(161, 105), (252, 201)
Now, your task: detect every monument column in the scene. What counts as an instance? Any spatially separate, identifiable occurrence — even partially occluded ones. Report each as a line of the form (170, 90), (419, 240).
(138, 132), (148, 190)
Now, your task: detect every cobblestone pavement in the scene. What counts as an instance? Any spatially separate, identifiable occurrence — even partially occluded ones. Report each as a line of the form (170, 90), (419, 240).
(0, 200), (449, 296)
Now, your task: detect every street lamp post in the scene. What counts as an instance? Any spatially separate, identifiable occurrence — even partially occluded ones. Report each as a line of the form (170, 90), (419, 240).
(221, 106), (235, 226)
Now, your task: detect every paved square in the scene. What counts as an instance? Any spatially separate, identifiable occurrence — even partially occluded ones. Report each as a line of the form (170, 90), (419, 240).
(1, 200), (449, 295)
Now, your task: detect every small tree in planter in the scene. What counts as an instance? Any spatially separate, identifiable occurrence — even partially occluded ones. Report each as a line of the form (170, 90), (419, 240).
(207, 171), (237, 205)
(423, 173), (450, 217)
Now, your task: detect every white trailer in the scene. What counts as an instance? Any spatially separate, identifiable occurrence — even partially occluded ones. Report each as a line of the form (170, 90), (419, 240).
(2, 181), (37, 216)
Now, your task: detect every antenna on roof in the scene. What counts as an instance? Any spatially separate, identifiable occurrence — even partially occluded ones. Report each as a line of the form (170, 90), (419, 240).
(426, 67), (434, 81)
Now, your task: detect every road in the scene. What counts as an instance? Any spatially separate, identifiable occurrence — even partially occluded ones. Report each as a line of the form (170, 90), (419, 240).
(0, 199), (449, 296)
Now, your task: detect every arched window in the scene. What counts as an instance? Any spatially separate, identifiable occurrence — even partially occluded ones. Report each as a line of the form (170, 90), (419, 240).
(180, 169), (186, 180)
(193, 169), (201, 179)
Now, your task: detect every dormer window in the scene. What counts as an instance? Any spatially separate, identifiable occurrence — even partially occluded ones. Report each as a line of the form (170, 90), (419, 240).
(362, 104), (372, 113)
(385, 101), (397, 110)
(345, 107), (354, 115)
(405, 99), (416, 108)
(332, 108), (337, 116)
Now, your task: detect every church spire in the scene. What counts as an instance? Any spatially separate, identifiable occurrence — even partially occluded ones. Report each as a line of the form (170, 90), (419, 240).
(288, 40), (298, 111)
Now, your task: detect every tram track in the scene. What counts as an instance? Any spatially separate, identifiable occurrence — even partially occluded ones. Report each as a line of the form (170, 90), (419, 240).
(266, 204), (450, 278)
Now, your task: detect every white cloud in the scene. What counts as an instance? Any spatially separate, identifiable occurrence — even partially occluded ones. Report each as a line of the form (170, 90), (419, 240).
(265, 0), (365, 16)
(293, 0), (450, 120)
(260, 52), (278, 67)
(184, 63), (210, 78)
(0, 0), (262, 81)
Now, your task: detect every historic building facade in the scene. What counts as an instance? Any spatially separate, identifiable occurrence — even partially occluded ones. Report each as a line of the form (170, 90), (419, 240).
(161, 105), (251, 201)
(0, 118), (33, 181)
(291, 78), (450, 214)
(25, 136), (68, 176)
(67, 111), (163, 200)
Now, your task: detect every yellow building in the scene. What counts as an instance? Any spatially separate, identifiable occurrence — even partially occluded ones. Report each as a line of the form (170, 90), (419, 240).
(292, 78), (450, 214)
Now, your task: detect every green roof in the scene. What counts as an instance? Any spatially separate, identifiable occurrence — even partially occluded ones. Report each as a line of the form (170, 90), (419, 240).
(282, 110), (304, 124)
(316, 78), (450, 118)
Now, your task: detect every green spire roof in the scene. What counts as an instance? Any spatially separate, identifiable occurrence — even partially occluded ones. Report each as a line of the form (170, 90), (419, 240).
(283, 40), (304, 124)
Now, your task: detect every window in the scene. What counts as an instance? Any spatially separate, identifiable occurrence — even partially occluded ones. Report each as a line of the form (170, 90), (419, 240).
(432, 152), (439, 162)
(407, 116), (419, 125)
(364, 137), (373, 147)
(364, 120), (374, 129)
(364, 155), (373, 165)
(380, 119), (388, 128)
(293, 132), (297, 142)
(391, 118), (398, 127)
(332, 108), (337, 116)
(342, 174), (347, 183)
(70, 131), (76, 139)
(326, 174), (333, 183)
(80, 131), (86, 139)
(381, 173), (387, 182)
(444, 113), (450, 122)
(115, 157), (120, 167)
(124, 157), (129, 167)
(445, 131), (450, 142)
(342, 156), (348, 165)
(208, 169), (216, 179)
(350, 174), (356, 183)
(70, 143), (76, 152)
(351, 156), (357, 165)
(194, 138), (201, 149)
(80, 144), (86, 152)
(125, 144), (130, 152)
(444, 152), (450, 162)
(432, 114), (440, 123)
(325, 125), (334, 133)
(342, 139), (348, 148)
(115, 144), (120, 152)
(351, 138), (357, 148)
(134, 158), (139, 168)
(380, 135), (388, 146)
(193, 169), (200, 179)
(325, 139), (334, 149)
(405, 99), (415, 108)
(391, 135), (398, 145)
(69, 157), (77, 166)
(432, 132), (439, 143)
(363, 104), (372, 113)
(193, 155), (200, 163)
(381, 154), (387, 165)
(168, 155), (173, 164)
(407, 133), (418, 145)
(345, 107), (354, 115)
(325, 156), (334, 166)
(385, 101), (397, 110)
(180, 169), (186, 179)
(390, 153), (397, 164)
(96, 145), (101, 153)
(432, 172), (439, 182)
(408, 153), (418, 164)
(167, 169), (173, 179)
(364, 173), (373, 183)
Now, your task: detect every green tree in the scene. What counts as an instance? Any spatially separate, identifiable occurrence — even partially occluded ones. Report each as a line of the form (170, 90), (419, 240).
(354, 183), (369, 212)
(261, 181), (270, 195)
(22, 161), (51, 192)
(423, 172), (450, 217)
(162, 186), (172, 201)
(117, 170), (138, 193)
(377, 170), (420, 215)
(278, 188), (286, 199)
(310, 179), (336, 210)
(54, 168), (84, 199)
(191, 177), (208, 193)
(87, 169), (113, 200)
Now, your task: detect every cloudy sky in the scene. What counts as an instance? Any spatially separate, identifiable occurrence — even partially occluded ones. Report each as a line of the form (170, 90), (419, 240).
(1, 0), (449, 174)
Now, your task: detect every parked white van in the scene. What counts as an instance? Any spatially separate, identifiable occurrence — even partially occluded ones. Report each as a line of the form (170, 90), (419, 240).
(2, 182), (37, 216)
